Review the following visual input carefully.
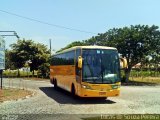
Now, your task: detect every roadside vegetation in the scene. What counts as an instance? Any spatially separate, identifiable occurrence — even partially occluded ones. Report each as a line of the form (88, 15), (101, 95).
(3, 69), (47, 78)
(130, 77), (160, 84)
(129, 69), (160, 83)
(5, 39), (50, 78)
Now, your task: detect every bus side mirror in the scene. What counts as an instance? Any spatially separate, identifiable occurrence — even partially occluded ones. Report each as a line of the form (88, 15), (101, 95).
(120, 58), (128, 68)
(78, 56), (82, 69)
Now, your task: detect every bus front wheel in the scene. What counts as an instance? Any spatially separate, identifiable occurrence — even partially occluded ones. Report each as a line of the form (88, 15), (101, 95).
(99, 97), (107, 100)
(71, 84), (76, 97)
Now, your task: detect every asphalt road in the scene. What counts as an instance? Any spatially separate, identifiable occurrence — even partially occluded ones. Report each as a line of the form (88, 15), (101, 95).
(0, 78), (160, 120)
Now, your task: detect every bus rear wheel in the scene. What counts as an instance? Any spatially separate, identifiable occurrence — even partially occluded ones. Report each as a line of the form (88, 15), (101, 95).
(54, 80), (57, 89)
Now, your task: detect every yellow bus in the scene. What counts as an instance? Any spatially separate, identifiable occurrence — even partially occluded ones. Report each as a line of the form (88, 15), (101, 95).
(50, 46), (124, 98)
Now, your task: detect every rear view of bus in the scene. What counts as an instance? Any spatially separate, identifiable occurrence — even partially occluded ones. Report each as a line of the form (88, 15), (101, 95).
(50, 46), (121, 98)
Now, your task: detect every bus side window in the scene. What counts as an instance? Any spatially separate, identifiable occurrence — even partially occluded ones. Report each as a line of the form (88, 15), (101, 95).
(67, 51), (74, 65)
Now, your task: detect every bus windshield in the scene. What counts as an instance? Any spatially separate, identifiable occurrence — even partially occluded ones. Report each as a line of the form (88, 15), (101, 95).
(82, 49), (120, 84)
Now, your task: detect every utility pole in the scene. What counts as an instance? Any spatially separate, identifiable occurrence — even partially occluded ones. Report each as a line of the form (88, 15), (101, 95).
(0, 36), (5, 90)
(49, 39), (52, 57)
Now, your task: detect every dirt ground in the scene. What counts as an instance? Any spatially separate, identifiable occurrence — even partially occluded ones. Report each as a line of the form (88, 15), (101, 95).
(0, 88), (33, 102)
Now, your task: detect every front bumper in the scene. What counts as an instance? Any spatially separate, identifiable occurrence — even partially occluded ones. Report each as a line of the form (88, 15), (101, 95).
(78, 88), (120, 97)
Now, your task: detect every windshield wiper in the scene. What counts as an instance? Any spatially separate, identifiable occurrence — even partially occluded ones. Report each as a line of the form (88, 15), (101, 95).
(103, 79), (114, 84)
(83, 77), (101, 83)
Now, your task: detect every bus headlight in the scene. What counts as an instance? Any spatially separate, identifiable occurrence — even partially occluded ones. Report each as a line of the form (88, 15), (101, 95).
(111, 85), (120, 89)
(82, 85), (92, 89)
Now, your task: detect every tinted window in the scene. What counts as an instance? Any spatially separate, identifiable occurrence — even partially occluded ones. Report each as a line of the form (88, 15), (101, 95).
(82, 49), (120, 84)
(51, 50), (75, 65)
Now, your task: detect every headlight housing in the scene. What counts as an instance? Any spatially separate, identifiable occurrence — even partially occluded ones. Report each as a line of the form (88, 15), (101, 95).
(111, 85), (120, 89)
(81, 85), (92, 89)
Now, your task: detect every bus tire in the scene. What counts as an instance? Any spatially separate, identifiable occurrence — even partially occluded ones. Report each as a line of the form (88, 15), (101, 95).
(71, 84), (76, 97)
(54, 79), (57, 89)
(50, 79), (53, 84)
(100, 97), (107, 100)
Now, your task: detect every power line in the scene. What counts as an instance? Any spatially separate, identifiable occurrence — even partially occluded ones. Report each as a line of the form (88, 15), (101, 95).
(0, 9), (96, 34)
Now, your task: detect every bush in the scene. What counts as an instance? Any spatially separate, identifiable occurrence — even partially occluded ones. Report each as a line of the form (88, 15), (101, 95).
(38, 63), (50, 78)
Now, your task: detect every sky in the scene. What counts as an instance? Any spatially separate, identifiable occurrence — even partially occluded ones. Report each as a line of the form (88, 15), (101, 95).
(0, 0), (160, 52)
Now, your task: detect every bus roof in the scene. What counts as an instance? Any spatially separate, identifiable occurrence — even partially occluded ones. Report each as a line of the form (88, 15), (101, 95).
(54, 46), (117, 56)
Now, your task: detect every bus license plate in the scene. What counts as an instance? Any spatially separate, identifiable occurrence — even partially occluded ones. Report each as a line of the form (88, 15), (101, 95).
(99, 92), (106, 95)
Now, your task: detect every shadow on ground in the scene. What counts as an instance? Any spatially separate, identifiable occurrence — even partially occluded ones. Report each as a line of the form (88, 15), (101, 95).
(122, 81), (159, 86)
(39, 87), (116, 105)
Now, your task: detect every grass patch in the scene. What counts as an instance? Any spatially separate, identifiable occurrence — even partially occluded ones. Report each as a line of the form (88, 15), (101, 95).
(122, 77), (160, 86)
(3, 70), (38, 77)
(130, 77), (160, 84)
(0, 88), (33, 102)
(3, 70), (49, 78)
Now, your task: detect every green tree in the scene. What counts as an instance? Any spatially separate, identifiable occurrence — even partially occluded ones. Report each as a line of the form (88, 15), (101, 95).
(150, 52), (160, 76)
(5, 49), (15, 70)
(38, 63), (50, 78)
(104, 25), (160, 81)
(10, 39), (50, 76)
(57, 41), (86, 52)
